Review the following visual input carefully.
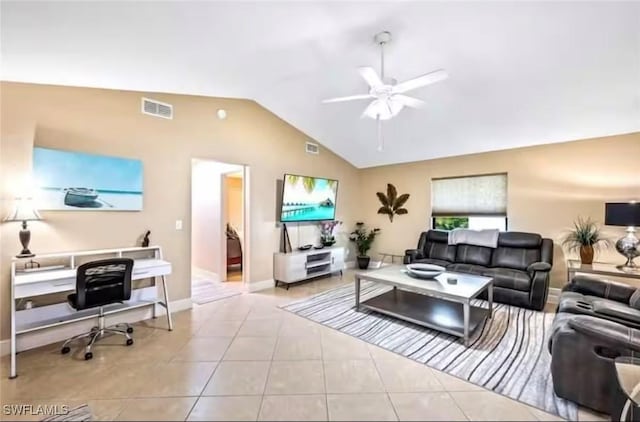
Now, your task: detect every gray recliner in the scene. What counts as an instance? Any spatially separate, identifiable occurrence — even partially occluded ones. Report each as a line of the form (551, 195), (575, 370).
(551, 276), (640, 417)
(549, 313), (638, 418)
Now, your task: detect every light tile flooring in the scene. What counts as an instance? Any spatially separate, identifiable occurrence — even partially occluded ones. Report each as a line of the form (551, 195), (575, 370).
(1, 272), (608, 421)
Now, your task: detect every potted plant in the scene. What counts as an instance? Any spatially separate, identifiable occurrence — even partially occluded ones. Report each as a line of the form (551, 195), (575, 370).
(561, 217), (610, 265)
(349, 222), (381, 269)
(318, 220), (342, 247)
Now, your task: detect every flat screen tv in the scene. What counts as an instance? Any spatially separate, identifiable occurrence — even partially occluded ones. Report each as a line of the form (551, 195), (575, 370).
(280, 174), (338, 222)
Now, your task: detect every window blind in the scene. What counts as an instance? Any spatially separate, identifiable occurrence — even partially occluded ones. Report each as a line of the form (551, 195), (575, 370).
(431, 173), (507, 217)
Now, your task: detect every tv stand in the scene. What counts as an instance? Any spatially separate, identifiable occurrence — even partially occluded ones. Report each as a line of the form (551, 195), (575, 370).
(274, 246), (345, 289)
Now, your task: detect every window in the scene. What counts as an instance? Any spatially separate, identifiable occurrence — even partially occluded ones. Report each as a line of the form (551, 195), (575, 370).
(431, 173), (507, 231)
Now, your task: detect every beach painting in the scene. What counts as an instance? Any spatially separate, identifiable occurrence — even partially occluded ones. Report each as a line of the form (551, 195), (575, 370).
(33, 147), (143, 211)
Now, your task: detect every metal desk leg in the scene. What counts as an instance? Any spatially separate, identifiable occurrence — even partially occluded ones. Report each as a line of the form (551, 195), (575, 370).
(463, 302), (470, 346)
(488, 283), (494, 319)
(355, 276), (361, 311)
(161, 275), (173, 331)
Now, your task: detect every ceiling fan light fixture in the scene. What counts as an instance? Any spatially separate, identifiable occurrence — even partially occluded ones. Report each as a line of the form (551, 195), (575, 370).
(364, 99), (403, 120)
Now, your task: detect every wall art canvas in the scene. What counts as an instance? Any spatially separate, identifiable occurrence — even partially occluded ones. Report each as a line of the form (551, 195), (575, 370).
(33, 147), (143, 211)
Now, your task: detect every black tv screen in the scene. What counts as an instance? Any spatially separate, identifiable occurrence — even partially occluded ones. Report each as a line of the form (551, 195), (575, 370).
(280, 174), (338, 222)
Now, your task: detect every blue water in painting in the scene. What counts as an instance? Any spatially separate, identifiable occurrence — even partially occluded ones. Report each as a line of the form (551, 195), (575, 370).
(281, 205), (336, 222)
(33, 147), (142, 193)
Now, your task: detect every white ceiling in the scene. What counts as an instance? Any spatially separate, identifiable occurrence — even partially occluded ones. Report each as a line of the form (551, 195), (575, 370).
(2, 1), (639, 168)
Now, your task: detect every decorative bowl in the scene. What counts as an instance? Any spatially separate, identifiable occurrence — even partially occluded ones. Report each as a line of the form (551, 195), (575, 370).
(405, 263), (446, 279)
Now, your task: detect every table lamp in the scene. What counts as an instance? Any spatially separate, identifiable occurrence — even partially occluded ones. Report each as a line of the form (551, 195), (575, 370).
(3, 197), (41, 258)
(605, 202), (640, 270)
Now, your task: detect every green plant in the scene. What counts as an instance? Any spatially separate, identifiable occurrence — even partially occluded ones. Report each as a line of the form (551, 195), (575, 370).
(561, 217), (611, 252)
(434, 217), (469, 231)
(349, 222), (381, 257)
(376, 183), (410, 222)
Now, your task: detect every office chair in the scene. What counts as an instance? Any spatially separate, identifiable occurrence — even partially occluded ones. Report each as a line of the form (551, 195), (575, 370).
(61, 258), (135, 360)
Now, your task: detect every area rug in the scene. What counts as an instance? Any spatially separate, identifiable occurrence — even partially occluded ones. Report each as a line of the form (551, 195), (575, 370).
(282, 281), (578, 420)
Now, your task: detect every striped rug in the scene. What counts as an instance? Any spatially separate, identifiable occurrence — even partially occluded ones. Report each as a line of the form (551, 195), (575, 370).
(282, 281), (577, 420)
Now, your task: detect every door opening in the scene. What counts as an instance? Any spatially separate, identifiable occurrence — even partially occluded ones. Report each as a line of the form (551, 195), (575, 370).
(190, 159), (248, 304)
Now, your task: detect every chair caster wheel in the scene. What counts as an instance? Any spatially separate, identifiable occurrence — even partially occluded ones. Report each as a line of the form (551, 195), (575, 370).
(126, 338), (134, 346)
(84, 352), (93, 360)
(61, 346), (70, 355)
(126, 327), (134, 334)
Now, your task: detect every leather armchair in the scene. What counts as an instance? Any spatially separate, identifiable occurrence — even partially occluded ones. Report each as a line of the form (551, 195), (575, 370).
(549, 313), (640, 416)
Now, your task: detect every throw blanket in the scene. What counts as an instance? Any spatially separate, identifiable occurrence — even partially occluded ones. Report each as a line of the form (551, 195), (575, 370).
(448, 228), (499, 248)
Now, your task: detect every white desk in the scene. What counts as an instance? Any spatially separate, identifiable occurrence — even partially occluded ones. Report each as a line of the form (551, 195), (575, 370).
(9, 246), (173, 379)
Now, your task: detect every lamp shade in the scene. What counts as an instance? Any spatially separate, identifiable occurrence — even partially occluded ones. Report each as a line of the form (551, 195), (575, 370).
(3, 198), (41, 222)
(605, 202), (640, 227)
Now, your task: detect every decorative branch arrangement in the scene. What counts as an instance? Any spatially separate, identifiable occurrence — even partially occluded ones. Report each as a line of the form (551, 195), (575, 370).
(376, 183), (410, 222)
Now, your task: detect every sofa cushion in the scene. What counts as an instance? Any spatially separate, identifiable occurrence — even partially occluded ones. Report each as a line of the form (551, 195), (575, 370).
(447, 263), (488, 276)
(414, 258), (452, 268)
(497, 232), (542, 248)
(455, 244), (492, 266)
(482, 267), (531, 291)
(491, 246), (541, 271)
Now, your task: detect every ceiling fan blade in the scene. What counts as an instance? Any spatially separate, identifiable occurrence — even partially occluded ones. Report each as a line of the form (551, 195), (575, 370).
(393, 94), (425, 109)
(358, 66), (383, 88)
(322, 94), (372, 104)
(393, 69), (448, 94)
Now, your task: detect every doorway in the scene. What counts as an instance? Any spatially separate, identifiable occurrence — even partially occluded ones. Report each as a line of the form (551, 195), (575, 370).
(191, 159), (248, 304)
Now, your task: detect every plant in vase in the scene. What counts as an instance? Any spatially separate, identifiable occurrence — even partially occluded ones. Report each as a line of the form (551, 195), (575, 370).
(318, 220), (342, 247)
(561, 217), (611, 265)
(349, 222), (381, 269)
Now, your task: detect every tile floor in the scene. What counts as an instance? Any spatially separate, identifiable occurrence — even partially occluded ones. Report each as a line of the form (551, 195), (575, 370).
(0, 271), (608, 421)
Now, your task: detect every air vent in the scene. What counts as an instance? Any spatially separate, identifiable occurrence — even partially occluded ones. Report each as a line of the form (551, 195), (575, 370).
(141, 97), (173, 119)
(305, 142), (320, 155)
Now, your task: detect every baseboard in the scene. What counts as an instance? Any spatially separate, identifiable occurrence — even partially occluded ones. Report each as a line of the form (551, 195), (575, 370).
(247, 279), (275, 292)
(345, 260), (384, 270)
(0, 297), (193, 357)
(548, 287), (561, 304)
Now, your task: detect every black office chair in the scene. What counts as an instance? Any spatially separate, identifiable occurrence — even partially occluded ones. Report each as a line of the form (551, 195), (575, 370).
(61, 258), (136, 360)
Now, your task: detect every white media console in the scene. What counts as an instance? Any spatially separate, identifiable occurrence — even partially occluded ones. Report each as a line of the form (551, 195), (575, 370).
(274, 246), (345, 288)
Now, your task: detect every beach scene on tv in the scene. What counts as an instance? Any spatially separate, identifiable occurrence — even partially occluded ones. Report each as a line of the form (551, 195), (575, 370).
(280, 175), (338, 222)
(33, 147), (143, 211)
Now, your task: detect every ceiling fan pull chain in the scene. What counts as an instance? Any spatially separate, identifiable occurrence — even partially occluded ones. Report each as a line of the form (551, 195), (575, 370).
(377, 116), (384, 151)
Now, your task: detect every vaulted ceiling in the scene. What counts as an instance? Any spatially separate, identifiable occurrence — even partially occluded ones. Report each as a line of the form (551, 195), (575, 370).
(2, 1), (639, 168)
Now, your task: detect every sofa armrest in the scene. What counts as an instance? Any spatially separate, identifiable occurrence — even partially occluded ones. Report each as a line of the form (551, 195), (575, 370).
(527, 262), (551, 273)
(563, 275), (635, 304)
(568, 315), (640, 353)
(404, 249), (424, 264)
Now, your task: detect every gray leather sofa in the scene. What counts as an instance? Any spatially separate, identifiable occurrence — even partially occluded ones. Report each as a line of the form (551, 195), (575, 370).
(404, 230), (553, 310)
(550, 276), (640, 417)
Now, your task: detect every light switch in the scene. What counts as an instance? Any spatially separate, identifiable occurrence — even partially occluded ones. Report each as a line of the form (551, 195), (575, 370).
(175, 220), (183, 230)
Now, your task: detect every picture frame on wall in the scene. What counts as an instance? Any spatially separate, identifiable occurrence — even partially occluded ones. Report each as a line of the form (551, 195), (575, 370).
(33, 147), (143, 211)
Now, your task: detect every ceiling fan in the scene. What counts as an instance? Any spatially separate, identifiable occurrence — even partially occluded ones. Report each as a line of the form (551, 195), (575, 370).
(322, 31), (448, 151)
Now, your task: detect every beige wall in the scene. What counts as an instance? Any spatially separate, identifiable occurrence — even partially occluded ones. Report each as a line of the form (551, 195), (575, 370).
(0, 82), (360, 340)
(358, 132), (640, 288)
(225, 176), (243, 233)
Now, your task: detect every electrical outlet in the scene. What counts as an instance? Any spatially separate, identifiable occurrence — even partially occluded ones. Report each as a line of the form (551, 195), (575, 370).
(175, 220), (183, 230)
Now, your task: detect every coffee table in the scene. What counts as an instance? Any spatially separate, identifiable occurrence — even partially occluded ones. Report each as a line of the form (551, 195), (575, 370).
(355, 265), (493, 346)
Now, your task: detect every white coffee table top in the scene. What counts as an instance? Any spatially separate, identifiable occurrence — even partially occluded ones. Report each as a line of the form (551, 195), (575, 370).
(356, 265), (493, 301)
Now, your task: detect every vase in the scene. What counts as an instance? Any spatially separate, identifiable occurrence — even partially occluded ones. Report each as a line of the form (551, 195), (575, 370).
(357, 256), (370, 270)
(580, 245), (594, 265)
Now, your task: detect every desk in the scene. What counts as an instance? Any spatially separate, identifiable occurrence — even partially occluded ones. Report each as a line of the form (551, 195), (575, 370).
(10, 246), (173, 379)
